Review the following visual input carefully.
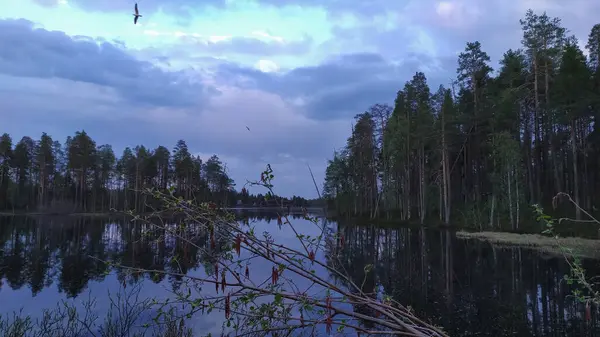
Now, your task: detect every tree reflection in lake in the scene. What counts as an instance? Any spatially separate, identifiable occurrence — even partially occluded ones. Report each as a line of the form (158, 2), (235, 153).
(0, 215), (599, 336)
(327, 223), (600, 336)
(0, 212), (308, 299)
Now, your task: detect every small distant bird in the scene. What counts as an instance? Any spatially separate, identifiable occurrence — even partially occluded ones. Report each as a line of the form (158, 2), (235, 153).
(133, 3), (142, 24)
(246, 126), (250, 131)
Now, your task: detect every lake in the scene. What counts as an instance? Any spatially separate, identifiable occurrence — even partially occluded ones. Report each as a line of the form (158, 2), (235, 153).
(0, 213), (599, 336)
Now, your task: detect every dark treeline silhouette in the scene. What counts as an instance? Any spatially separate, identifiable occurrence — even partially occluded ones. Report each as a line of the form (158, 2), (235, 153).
(323, 10), (600, 230)
(326, 223), (600, 336)
(0, 130), (313, 213)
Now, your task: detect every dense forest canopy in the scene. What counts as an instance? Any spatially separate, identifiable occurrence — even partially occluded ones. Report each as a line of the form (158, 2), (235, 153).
(0, 130), (313, 213)
(323, 10), (600, 230)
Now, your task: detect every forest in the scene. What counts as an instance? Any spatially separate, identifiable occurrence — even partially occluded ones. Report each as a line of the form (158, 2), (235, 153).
(0, 130), (311, 213)
(323, 10), (600, 230)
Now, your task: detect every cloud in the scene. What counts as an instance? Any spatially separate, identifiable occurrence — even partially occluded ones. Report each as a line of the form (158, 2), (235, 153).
(193, 35), (312, 56)
(4, 0), (600, 197)
(0, 74), (344, 197)
(255, 60), (279, 73)
(33, 0), (389, 18)
(0, 19), (212, 108)
(143, 34), (313, 57)
(34, 0), (600, 30)
(212, 52), (453, 120)
(32, 0), (204, 22)
(401, 0), (600, 61)
(0, 18), (348, 197)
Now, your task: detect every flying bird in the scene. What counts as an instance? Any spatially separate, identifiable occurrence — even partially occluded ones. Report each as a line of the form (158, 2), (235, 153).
(246, 126), (251, 131)
(133, 3), (142, 24)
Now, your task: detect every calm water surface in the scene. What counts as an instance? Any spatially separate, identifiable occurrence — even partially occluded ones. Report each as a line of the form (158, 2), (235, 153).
(0, 214), (599, 336)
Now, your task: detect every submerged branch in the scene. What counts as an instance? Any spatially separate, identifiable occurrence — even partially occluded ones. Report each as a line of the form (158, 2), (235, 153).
(94, 165), (448, 336)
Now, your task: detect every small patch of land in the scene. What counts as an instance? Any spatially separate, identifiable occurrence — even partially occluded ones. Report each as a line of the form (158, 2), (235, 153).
(457, 231), (600, 259)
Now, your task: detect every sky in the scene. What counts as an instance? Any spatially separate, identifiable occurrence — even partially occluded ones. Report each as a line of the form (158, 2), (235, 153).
(1, 0), (599, 198)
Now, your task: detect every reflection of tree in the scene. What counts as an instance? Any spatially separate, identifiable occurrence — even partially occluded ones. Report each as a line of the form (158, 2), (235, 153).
(0, 215), (270, 298)
(230, 210), (308, 222)
(327, 223), (600, 336)
(28, 223), (52, 295)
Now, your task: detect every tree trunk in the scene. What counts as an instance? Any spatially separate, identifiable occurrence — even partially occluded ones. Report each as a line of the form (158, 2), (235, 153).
(571, 119), (581, 220)
(442, 109), (451, 225)
(507, 169), (515, 230)
(533, 56), (541, 203)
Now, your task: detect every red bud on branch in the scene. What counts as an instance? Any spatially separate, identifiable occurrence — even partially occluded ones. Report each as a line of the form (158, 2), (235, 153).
(221, 270), (226, 292)
(225, 293), (231, 319)
(235, 234), (241, 256)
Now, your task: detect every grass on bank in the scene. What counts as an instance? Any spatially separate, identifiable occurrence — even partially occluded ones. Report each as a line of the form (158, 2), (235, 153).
(456, 230), (600, 259)
(0, 282), (193, 337)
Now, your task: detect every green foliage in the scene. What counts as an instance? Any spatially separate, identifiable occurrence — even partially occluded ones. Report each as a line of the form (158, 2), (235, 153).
(533, 199), (600, 305)
(0, 131), (315, 213)
(324, 10), (600, 230)
(0, 282), (193, 337)
(102, 165), (449, 336)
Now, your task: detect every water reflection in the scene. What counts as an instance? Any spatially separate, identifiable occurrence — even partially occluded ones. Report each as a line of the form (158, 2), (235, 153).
(0, 215), (599, 336)
(331, 223), (600, 336)
(0, 213), (308, 299)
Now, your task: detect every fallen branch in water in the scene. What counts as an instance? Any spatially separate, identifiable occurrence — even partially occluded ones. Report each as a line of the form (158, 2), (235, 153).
(100, 165), (448, 336)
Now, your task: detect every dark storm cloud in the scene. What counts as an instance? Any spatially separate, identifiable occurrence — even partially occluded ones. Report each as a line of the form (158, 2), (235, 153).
(0, 19), (213, 108)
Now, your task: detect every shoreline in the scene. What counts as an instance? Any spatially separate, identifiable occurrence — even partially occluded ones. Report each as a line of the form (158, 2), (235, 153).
(0, 206), (323, 217)
(456, 231), (600, 259)
(3, 210), (598, 258)
(0, 212), (122, 217)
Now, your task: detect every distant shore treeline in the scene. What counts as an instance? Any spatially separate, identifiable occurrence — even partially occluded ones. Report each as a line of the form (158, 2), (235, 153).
(324, 10), (600, 230)
(0, 131), (319, 213)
